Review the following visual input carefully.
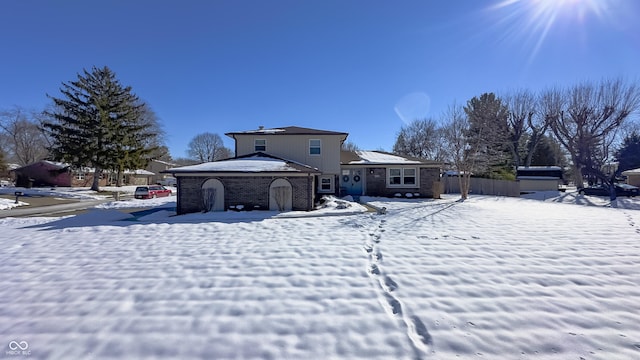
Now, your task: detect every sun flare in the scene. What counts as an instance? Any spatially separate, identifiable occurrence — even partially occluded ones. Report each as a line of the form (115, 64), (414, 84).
(489, 0), (618, 63)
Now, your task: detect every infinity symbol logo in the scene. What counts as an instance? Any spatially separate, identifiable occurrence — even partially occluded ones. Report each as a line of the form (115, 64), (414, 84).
(8, 341), (28, 351)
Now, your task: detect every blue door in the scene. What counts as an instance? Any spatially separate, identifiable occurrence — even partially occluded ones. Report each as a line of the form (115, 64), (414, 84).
(342, 169), (363, 197)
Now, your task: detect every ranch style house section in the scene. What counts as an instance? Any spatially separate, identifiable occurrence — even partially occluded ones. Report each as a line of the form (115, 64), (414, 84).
(340, 150), (442, 198)
(165, 153), (320, 214)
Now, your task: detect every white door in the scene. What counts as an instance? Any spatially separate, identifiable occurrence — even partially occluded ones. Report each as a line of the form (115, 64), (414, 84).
(269, 178), (292, 211)
(202, 179), (225, 212)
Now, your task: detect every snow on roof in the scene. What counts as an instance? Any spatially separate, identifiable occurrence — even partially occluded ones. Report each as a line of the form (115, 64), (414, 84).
(151, 159), (178, 166)
(347, 151), (421, 164)
(621, 167), (640, 175)
(41, 160), (68, 168)
(517, 166), (562, 171)
(167, 153), (318, 173)
(124, 169), (155, 175)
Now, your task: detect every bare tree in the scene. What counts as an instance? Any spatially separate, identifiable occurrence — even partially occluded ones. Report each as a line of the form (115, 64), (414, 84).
(503, 90), (549, 168)
(187, 132), (231, 163)
(0, 106), (49, 165)
(441, 104), (475, 199)
(544, 78), (640, 187)
(138, 103), (166, 153)
(393, 118), (447, 161)
(341, 141), (360, 151)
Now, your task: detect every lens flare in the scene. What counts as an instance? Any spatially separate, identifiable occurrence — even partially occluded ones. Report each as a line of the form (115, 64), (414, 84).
(488, 0), (623, 64)
(394, 92), (431, 125)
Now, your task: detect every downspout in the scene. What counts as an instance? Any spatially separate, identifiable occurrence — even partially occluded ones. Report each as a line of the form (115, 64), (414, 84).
(175, 174), (181, 215)
(231, 134), (238, 157)
(308, 173), (313, 211)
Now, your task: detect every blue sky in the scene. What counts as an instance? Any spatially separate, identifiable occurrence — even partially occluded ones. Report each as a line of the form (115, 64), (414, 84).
(2, 0), (639, 158)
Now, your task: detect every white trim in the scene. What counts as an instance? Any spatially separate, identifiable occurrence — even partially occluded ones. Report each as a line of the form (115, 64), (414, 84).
(309, 139), (321, 156)
(254, 139), (266, 152)
(387, 167), (419, 188)
(319, 175), (334, 193)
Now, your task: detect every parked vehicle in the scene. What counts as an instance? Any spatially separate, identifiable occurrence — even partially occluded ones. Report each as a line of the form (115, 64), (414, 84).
(160, 177), (177, 187)
(579, 183), (639, 197)
(615, 183), (640, 197)
(134, 185), (172, 199)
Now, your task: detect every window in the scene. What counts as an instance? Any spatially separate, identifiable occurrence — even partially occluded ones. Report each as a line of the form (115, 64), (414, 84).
(255, 139), (266, 152)
(319, 176), (333, 192)
(309, 139), (321, 155)
(75, 172), (85, 180)
(388, 168), (418, 187)
(389, 169), (401, 185)
(403, 168), (416, 185)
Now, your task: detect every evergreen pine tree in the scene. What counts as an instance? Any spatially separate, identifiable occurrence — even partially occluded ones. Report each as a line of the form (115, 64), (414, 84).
(0, 149), (7, 173)
(464, 93), (511, 178)
(615, 131), (640, 173)
(43, 66), (157, 191)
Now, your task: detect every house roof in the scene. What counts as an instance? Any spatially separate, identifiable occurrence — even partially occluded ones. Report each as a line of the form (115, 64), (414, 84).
(517, 166), (562, 171)
(150, 159), (177, 166)
(124, 169), (155, 176)
(226, 126), (349, 137)
(341, 150), (441, 166)
(621, 167), (640, 176)
(164, 152), (320, 174)
(12, 160), (69, 171)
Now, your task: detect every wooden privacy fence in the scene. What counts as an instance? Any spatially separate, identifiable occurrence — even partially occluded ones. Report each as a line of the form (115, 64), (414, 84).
(442, 176), (520, 197)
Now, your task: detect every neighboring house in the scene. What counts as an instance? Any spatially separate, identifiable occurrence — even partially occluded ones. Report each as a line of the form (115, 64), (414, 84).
(165, 152), (320, 214)
(146, 159), (178, 185)
(516, 166), (564, 192)
(12, 160), (152, 188)
(11, 160), (107, 188)
(122, 169), (155, 185)
(340, 150), (442, 198)
(166, 126), (443, 215)
(621, 167), (640, 187)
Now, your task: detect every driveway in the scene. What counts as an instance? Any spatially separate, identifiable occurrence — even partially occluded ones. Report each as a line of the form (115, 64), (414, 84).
(0, 195), (111, 218)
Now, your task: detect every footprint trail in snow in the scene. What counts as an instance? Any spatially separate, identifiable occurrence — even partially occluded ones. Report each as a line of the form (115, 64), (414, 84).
(361, 215), (434, 359)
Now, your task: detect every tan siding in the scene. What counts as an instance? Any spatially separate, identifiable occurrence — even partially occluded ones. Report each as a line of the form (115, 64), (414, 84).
(233, 134), (343, 174)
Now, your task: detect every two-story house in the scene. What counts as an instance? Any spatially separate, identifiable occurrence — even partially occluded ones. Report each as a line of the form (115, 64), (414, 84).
(226, 126), (348, 195)
(165, 126), (441, 215)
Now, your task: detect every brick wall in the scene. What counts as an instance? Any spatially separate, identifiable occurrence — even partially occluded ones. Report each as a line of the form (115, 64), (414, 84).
(177, 175), (315, 215)
(364, 168), (387, 196)
(364, 167), (440, 198)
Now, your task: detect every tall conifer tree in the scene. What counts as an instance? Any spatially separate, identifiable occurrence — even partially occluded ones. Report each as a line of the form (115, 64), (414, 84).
(43, 66), (156, 190)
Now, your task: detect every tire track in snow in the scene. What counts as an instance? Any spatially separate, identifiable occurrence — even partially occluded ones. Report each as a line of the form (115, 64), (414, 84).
(360, 214), (434, 359)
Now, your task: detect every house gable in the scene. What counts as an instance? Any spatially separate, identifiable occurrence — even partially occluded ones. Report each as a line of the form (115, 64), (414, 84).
(226, 126), (348, 175)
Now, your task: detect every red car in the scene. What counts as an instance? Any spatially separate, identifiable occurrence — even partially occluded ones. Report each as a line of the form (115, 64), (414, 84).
(134, 185), (172, 199)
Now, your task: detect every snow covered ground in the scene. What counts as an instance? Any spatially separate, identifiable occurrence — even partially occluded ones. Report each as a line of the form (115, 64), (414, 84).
(1, 192), (639, 359)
